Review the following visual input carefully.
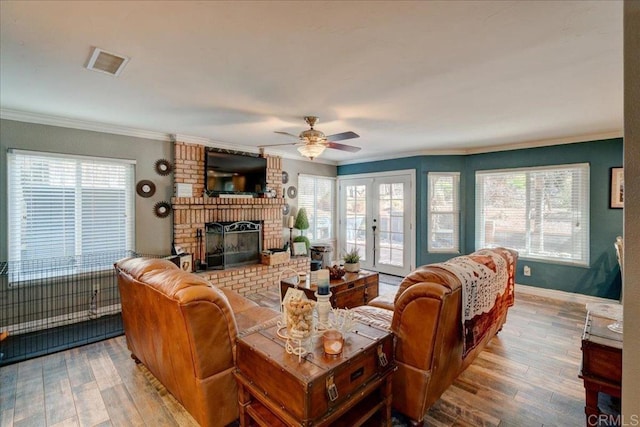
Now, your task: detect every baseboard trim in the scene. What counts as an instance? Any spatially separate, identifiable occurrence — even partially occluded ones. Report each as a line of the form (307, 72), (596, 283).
(515, 283), (618, 306)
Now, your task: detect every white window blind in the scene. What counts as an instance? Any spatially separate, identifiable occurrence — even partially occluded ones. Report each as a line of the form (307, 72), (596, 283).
(476, 163), (589, 265)
(298, 174), (335, 242)
(8, 150), (135, 279)
(428, 172), (460, 252)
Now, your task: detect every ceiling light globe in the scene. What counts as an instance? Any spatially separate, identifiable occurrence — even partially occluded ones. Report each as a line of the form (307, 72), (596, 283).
(297, 144), (326, 160)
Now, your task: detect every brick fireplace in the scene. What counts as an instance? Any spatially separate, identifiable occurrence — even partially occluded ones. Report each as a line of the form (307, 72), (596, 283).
(171, 141), (307, 296)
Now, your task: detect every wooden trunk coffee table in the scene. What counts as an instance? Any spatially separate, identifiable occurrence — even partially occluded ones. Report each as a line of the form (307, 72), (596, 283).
(281, 270), (379, 309)
(235, 320), (395, 426)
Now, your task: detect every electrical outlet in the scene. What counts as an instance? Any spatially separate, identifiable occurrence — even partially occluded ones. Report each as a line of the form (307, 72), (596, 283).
(93, 283), (100, 293)
(523, 266), (531, 276)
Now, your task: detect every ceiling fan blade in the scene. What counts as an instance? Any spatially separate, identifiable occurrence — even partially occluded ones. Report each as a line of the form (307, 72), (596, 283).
(326, 131), (359, 142)
(274, 131), (300, 139)
(326, 142), (361, 153)
(258, 142), (299, 148)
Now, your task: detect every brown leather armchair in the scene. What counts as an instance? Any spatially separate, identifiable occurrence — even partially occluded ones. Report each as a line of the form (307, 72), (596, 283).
(353, 247), (518, 424)
(115, 257), (279, 427)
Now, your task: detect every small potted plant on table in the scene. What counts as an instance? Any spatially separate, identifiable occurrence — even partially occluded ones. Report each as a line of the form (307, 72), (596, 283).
(342, 248), (361, 273)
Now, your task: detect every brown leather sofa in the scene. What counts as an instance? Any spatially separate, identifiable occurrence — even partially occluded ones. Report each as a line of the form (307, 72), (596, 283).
(114, 257), (279, 427)
(352, 247), (518, 424)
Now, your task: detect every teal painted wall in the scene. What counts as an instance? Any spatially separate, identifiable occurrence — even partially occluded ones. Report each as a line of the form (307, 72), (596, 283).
(465, 139), (623, 299)
(338, 138), (623, 299)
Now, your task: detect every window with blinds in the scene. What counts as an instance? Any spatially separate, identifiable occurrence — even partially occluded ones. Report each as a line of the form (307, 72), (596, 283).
(475, 163), (589, 265)
(298, 174), (335, 242)
(7, 150), (135, 280)
(428, 172), (460, 252)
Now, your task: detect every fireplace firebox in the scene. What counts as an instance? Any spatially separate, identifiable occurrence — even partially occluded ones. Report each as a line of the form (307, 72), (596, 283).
(205, 221), (262, 269)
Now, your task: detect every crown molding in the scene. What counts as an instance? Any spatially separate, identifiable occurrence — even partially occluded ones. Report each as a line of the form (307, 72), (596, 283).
(0, 108), (172, 141)
(461, 130), (623, 155)
(336, 130), (623, 166)
(0, 108), (336, 164)
(2, 109), (620, 167)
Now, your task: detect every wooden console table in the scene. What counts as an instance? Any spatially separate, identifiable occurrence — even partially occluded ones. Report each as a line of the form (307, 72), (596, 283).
(579, 308), (622, 426)
(235, 320), (395, 426)
(281, 270), (379, 309)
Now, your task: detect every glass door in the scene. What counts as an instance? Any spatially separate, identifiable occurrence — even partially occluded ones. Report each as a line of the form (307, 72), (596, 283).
(342, 178), (369, 266)
(339, 172), (414, 277)
(374, 176), (411, 276)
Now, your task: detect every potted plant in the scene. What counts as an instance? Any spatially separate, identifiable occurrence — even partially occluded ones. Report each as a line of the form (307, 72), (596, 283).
(342, 248), (361, 273)
(293, 207), (310, 254)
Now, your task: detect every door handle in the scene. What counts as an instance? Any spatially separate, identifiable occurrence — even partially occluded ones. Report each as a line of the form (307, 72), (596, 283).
(372, 219), (377, 267)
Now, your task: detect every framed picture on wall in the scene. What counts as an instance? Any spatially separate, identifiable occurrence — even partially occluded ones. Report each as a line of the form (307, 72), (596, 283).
(610, 167), (624, 209)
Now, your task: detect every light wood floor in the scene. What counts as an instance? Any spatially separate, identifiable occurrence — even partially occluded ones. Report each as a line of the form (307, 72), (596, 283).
(0, 288), (589, 427)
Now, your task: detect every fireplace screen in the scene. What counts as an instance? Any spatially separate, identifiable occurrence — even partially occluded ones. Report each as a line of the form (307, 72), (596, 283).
(205, 221), (262, 269)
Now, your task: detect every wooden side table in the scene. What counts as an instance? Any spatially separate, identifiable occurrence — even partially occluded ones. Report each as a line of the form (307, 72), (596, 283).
(579, 308), (622, 426)
(235, 320), (395, 426)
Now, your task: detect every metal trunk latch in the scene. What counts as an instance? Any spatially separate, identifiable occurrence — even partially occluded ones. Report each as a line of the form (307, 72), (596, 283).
(326, 375), (339, 402)
(377, 344), (388, 367)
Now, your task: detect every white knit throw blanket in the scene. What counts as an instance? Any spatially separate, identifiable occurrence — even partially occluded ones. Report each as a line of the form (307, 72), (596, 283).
(440, 250), (509, 322)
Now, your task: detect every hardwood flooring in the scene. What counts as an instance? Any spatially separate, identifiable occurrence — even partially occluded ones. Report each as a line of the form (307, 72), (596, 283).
(0, 286), (589, 427)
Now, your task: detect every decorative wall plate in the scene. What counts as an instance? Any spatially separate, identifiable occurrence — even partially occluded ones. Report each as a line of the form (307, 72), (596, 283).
(283, 203), (290, 215)
(154, 201), (172, 218)
(287, 186), (297, 199)
(136, 180), (156, 198)
(155, 159), (173, 176)
(282, 171), (289, 184)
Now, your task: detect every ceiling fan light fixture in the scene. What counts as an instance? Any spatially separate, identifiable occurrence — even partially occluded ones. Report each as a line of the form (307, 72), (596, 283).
(299, 129), (326, 142)
(297, 144), (326, 160)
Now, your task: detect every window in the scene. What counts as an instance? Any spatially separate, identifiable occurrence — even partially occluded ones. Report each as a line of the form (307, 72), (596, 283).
(428, 172), (460, 252)
(8, 149), (135, 280)
(476, 163), (589, 265)
(298, 174), (335, 242)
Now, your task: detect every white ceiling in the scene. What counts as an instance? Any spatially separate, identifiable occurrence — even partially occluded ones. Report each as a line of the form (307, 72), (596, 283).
(0, 1), (623, 164)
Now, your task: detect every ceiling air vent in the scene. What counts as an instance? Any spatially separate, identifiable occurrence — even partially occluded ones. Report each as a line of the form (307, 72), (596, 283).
(86, 47), (129, 77)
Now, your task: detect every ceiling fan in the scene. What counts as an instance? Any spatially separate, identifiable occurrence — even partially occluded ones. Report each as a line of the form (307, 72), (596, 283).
(260, 116), (360, 160)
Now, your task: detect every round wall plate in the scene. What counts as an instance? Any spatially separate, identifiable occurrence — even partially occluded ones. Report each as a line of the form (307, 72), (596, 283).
(282, 171), (289, 184)
(287, 186), (297, 199)
(155, 159), (173, 176)
(154, 201), (172, 218)
(283, 203), (290, 215)
(136, 180), (156, 198)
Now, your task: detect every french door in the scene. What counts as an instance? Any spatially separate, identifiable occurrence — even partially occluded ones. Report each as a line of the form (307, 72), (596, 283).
(338, 171), (415, 277)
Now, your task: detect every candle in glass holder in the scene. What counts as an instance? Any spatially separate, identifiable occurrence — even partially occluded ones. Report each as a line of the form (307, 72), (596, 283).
(323, 330), (344, 355)
(317, 269), (330, 295)
(288, 214), (295, 229)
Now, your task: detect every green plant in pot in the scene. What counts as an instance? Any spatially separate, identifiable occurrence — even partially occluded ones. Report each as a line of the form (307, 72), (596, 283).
(293, 207), (310, 254)
(342, 248), (361, 273)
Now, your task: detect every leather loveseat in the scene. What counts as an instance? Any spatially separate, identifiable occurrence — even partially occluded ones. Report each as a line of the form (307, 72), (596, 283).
(114, 257), (279, 427)
(352, 247), (518, 424)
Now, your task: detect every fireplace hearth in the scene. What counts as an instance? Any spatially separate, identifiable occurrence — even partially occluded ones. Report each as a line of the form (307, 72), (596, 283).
(205, 221), (262, 269)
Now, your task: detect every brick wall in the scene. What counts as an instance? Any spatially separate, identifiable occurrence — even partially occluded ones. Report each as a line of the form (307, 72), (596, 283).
(198, 256), (309, 296)
(172, 141), (307, 296)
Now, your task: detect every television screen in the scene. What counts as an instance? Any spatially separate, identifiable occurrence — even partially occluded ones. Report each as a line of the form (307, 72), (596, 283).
(205, 149), (267, 195)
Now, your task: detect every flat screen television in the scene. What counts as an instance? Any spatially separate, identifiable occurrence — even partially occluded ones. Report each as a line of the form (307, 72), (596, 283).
(204, 149), (267, 196)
